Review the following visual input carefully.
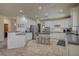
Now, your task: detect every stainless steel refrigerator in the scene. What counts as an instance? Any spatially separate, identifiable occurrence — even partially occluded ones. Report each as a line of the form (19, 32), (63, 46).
(30, 25), (38, 40)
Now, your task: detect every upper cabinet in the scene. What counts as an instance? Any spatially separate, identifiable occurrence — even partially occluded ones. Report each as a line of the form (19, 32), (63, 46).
(71, 6), (79, 27)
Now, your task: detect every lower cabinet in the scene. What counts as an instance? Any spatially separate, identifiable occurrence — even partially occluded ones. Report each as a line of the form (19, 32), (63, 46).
(25, 33), (32, 40)
(8, 32), (26, 49)
(16, 35), (26, 48)
(8, 32), (16, 49)
(8, 32), (32, 49)
(69, 44), (79, 56)
(50, 33), (66, 40)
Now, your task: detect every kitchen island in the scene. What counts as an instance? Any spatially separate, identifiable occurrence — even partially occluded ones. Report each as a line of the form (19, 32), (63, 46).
(50, 32), (66, 40)
(49, 32), (79, 45)
(50, 32), (79, 56)
(7, 31), (32, 49)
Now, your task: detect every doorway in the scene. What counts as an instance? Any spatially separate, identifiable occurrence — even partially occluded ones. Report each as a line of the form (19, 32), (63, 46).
(4, 24), (8, 48)
(4, 24), (8, 38)
(38, 24), (41, 33)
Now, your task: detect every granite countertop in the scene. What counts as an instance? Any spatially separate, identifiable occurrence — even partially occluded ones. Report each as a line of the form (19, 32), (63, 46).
(49, 32), (79, 36)
(39, 32), (66, 34)
(39, 33), (50, 34)
(16, 32), (32, 35)
(68, 41), (79, 45)
(50, 32), (65, 33)
(58, 40), (79, 45)
(8, 31), (32, 35)
(16, 33), (26, 35)
(66, 32), (79, 36)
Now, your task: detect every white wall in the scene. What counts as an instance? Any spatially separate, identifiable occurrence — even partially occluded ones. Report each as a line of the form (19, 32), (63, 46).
(4, 17), (16, 32)
(0, 17), (3, 41)
(3, 16), (36, 32)
(44, 18), (72, 32)
(71, 5), (79, 32)
(16, 15), (36, 32)
(0, 16), (4, 48)
(26, 19), (36, 28)
(4, 17), (11, 31)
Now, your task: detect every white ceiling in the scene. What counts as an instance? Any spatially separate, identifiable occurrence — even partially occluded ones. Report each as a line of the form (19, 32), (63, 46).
(0, 3), (78, 20)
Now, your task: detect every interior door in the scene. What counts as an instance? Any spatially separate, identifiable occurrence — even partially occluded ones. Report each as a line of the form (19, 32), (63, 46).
(4, 24), (8, 38)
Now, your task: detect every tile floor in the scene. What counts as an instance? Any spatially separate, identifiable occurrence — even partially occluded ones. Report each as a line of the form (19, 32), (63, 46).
(0, 39), (67, 56)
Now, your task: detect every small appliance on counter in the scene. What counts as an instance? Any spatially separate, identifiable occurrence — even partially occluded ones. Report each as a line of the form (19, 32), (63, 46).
(30, 25), (38, 40)
(63, 28), (72, 33)
(42, 27), (50, 34)
(25, 28), (31, 32)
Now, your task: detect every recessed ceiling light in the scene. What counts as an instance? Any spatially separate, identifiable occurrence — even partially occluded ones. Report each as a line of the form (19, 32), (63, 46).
(38, 6), (42, 10)
(45, 13), (48, 16)
(45, 13), (48, 17)
(22, 16), (27, 23)
(59, 9), (63, 12)
(19, 10), (23, 12)
(35, 15), (38, 18)
(14, 23), (16, 26)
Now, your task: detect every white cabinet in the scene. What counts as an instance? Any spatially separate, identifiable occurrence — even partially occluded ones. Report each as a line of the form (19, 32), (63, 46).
(50, 33), (66, 40)
(8, 32), (32, 49)
(25, 33), (32, 40)
(8, 32), (26, 49)
(71, 6), (79, 31)
(71, 7), (79, 26)
(8, 32), (16, 49)
(69, 44), (79, 56)
(16, 35), (26, 48)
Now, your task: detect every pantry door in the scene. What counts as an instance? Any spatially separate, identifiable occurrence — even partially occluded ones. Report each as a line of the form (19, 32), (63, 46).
(4, 24), (8, 38)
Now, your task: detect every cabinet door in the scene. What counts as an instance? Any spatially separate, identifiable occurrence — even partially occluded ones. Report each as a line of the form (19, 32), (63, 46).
(69, 44), (79, 56)
(25, 33), (32, 40)
(51, 33), (66, 40)
(8, 33), (16, 49)
(71, 6), (79, 27)
(16, 35), (25, 48)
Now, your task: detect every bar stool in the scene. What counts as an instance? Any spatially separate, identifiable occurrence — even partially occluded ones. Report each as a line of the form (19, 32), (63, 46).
(36, 36), (39, 43)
